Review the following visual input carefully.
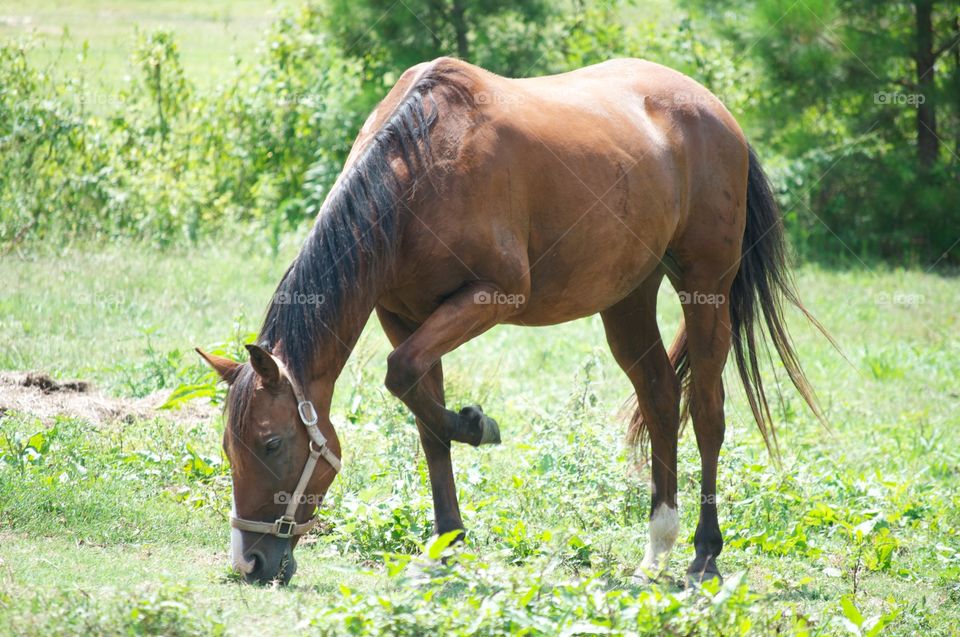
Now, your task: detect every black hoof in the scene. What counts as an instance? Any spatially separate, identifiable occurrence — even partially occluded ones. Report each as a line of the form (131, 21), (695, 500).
(686, 556), (723, 588)
(457, 405), (501, 446)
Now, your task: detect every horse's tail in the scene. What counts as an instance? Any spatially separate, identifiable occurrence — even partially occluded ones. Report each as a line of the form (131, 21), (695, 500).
(628, 145), (831, 458)
(625, 320), (689, 460)
(725, 145), (832, 454)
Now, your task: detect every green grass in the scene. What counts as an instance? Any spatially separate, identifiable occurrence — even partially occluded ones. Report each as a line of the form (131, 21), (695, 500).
(1, 244), (958, 634)
(0, 0), (279, 93)
(0, 239), (304, 394)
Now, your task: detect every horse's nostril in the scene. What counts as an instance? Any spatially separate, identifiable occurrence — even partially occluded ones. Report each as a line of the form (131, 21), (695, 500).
(245, 550), (265, 577)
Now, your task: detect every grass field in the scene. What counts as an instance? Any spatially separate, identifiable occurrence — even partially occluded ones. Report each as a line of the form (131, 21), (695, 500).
(1, 242), (958, 635)
(0, 0), (279, 96)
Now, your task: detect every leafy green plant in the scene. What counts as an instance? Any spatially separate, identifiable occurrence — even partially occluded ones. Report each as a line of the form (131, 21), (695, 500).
(0, 6), (365, 248)
(0, 583), (225, 636)
(161, 320), (257, 409)
(0, 414), (53, 474)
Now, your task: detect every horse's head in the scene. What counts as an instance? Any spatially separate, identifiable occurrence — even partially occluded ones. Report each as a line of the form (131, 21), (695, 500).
(197, 344), (341, 585)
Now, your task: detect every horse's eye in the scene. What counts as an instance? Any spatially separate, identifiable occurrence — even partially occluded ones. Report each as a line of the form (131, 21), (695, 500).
(264, 438), (282, 454)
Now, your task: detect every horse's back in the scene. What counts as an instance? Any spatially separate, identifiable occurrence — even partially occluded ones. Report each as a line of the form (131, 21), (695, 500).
(460, 57), (749, 240)
(477, 60), (747, 321)
(384, 58), (750, 324)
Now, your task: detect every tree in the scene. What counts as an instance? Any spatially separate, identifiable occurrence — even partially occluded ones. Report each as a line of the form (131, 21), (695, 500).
(320, 0), (556, 81)
(684, 0), (960, 263)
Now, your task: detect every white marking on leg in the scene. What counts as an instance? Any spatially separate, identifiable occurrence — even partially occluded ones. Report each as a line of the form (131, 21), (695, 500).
(230, 496), (255, 574)
(639, 503), (680, 576)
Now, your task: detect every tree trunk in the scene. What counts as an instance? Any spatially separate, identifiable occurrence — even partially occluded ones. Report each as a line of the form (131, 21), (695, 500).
(953, 14), (959, 163)
(451, 0), (469, 60)
(915, 0), (939, 170)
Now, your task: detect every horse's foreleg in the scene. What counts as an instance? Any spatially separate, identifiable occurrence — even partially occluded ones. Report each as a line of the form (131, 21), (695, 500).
(381, 282), (511, 447)
(377, 307), (464, 535)
(377, 283), (510, 533)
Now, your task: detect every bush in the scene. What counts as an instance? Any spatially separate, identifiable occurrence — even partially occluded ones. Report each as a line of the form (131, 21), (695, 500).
(0, 1), (759, 251)
(0, 5), (366, 248)
(3, 0), (953, 264)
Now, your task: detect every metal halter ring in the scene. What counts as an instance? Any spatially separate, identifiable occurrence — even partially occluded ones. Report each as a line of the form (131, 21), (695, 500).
(273, 517), (298, 539)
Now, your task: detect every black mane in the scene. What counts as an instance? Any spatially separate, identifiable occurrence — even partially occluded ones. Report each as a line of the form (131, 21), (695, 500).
(263, 67), (472, 376)
(226, 64), (474, 439)
(258, 74), (442, 379)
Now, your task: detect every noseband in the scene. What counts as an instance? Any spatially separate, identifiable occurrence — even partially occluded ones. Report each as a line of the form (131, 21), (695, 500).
(230, 356), (342, 539)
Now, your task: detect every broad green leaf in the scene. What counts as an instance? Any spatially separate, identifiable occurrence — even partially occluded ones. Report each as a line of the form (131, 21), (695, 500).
(426, 530), (462, 560)
(840, 596), (864, 628)
(160, 383), (216, 410)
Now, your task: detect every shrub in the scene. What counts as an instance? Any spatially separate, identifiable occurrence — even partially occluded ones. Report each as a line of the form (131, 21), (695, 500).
(0, 5), (366, 248)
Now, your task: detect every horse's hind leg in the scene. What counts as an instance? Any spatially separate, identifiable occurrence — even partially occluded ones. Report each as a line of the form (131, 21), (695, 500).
(601, 272), (681, 580)
(676, 267), (736, 586)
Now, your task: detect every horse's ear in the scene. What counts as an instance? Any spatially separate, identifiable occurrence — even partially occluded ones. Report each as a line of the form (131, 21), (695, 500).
(245, 344), (281, 387)
(195, 348), (241, 384)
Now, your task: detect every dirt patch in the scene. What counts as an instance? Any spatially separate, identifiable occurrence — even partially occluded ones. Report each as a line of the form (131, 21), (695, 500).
(21, 373), (90, 394)
(0, 371), (219, 426)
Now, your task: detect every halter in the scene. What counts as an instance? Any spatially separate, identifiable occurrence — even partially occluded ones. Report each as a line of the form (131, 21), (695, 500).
(230, 356), (342, 539)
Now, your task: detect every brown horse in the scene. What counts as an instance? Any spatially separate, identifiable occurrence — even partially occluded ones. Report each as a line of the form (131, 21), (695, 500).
(197, 57), (824, 586)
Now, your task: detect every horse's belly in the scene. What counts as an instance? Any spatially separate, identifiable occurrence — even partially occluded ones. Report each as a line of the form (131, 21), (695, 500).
(507, 235), (664, 326)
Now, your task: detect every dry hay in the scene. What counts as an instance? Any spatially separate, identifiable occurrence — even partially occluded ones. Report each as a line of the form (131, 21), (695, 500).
(0, 371), (219, 426)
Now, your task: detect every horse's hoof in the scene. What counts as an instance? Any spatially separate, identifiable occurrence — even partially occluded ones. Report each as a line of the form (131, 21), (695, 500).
(685, 560), (723, 588)
(479, 414), (500, 445)
(631, 567), (658, 585)
(630, 566), (676, 587)
(458, 405), (501, 446)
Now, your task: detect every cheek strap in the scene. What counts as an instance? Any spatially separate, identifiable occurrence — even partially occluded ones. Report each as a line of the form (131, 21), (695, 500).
(230, 357), (341, 539)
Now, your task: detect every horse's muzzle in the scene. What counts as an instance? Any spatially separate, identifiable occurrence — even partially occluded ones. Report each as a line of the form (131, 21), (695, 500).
(241, 541), (298, 585)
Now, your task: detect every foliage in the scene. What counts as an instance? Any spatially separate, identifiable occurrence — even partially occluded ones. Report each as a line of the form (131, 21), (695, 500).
(0, 583), (225, 637)
(319, 0), (557, 80)
(320, 554), (783, 635)
(2, 0), (956, 262)
(1, 253), (960, 632)
(0, 6), (366, 247)
(683, 0), (960, 264)
(0, 410), (229, 544)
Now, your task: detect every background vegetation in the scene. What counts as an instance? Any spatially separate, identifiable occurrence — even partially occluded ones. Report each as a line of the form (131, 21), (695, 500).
(2, 0), (957, 263)
(1, 1), (958, 635)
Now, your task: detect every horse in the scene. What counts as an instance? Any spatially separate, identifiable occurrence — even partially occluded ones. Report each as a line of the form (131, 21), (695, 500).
(196, 56), (825, 586)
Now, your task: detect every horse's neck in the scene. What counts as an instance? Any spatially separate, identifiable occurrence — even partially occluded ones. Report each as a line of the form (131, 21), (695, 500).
(297, 262), (388, 407)
(287, 299), (372, 419)
(292, 143), (415, 394)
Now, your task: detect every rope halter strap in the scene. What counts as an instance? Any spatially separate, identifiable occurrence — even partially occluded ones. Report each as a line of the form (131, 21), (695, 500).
(230, 355), (341, 539)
